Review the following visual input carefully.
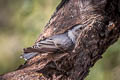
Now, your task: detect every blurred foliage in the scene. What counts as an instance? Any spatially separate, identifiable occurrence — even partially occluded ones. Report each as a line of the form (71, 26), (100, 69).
(0, 0), (120, 80)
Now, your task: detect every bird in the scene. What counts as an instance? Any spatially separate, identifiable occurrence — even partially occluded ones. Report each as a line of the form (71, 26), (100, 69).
(21, 24), (84, 60)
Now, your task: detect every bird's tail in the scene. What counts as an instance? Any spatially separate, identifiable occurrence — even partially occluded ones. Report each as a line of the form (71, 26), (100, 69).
(21, 46), (58, 60)
(20, 52), (38, 60)
(20, 39), (58, 60)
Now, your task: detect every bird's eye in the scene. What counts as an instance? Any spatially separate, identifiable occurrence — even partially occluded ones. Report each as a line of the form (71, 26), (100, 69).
(79, 27), (83, 29)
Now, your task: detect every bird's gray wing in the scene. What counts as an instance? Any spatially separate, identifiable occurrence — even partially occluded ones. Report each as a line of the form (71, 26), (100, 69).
(22, 33), (74, 60)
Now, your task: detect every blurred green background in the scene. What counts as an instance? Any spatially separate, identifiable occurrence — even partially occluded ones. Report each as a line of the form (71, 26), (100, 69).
(0, 0), (120, 80)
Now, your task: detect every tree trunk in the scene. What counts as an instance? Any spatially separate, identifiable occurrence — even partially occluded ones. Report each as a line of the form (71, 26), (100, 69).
(0, 0), (120, 80)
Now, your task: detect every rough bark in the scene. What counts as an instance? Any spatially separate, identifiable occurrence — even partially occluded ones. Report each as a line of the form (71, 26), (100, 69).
(0, 0), (120, 80)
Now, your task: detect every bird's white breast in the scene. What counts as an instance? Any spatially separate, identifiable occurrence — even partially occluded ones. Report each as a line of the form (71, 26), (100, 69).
(68, 25), (83, 43)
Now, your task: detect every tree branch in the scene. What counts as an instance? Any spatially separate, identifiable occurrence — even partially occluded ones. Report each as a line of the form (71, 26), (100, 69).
(0, 0), (120, 80)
